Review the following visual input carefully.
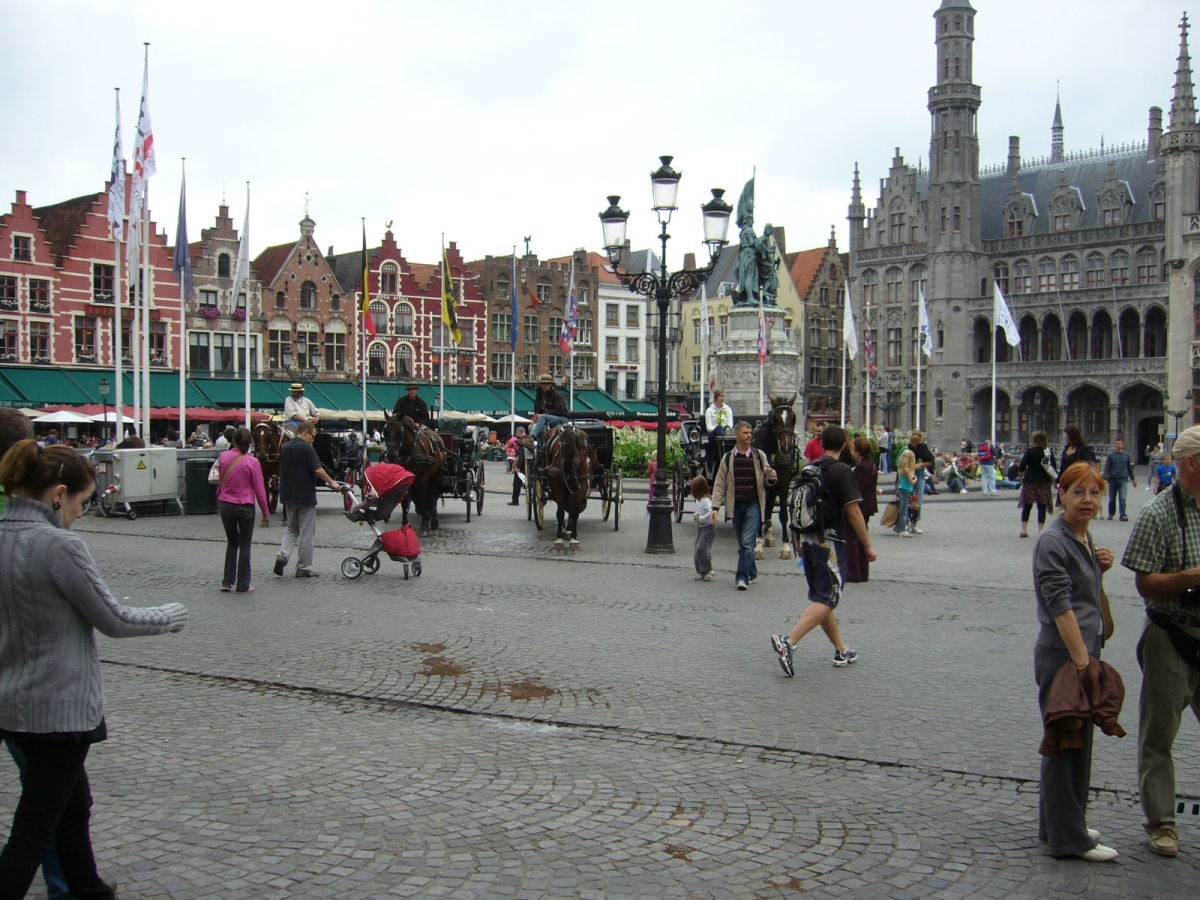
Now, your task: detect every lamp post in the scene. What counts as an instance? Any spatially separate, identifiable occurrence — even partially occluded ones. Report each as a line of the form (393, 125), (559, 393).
(1165, 390), (1193, 453)
(600, 156), (732, 553)
(98, 376), (111, 444)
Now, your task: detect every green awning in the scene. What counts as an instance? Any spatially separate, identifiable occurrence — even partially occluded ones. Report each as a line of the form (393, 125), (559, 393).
(572, 389), (630, 417)
(0, 367), (91, 406)
(305, 381), (382, 411)
(192, 378), (285, 407)
(0, 371), (28, 406)
(432, 385), (512, 415)
(620, 400), (661, 415)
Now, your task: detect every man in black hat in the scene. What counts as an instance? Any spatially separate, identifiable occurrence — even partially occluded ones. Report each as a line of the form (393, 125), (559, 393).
(526, 373), (568, 445)
(283, 383), (319, 438)
(391, 383), (430, 426)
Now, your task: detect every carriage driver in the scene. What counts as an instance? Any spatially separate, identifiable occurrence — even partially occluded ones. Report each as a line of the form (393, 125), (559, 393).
(283, 383), (320, 439)
(522, 373), (569, 447)
(392, 382), (431, 426)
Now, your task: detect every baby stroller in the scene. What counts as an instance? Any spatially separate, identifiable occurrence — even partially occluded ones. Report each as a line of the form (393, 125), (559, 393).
(342, 463), (423, 579)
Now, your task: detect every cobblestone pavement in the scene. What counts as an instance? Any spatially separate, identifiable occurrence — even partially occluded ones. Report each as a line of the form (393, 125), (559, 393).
(3, 468), (1198, 897)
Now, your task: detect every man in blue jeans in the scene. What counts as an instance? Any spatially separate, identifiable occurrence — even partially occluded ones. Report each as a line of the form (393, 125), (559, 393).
(710, 421), (777, 590)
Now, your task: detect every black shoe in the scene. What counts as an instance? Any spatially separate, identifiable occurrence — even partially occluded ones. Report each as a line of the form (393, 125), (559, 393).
(295, 570), (320, 578)
(273, 555), (285, 576)
(1120, 516), (1129, 522)
(507, 501), (520, 506)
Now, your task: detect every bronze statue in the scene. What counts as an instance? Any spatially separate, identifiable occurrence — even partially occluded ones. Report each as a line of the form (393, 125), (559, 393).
(731, 176), (779, 307)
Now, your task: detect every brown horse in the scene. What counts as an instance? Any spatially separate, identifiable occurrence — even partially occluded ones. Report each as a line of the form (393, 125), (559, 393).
(382, 415), (446, 532)
(754, 395), (799, 560)
(545, 424), (598, 551)
(252, 421), (283, 514)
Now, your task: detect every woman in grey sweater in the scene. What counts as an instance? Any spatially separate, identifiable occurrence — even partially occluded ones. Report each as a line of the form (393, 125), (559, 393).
(0, 440), (188, 899)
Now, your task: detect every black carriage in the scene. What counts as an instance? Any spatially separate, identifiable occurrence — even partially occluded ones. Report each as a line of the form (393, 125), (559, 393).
(313, 426), (368, 512)
(434, 423), (486, 521)
(525, 418), (622, 531)
(670, 414), (772, 522)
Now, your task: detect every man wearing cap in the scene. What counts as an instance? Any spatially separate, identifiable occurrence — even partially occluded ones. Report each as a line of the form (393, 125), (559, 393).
(1121, 424), (1200, 859)
(283, 383), (319, 438)
(391, 383), (431, 426)
(526, 373), (569, 445)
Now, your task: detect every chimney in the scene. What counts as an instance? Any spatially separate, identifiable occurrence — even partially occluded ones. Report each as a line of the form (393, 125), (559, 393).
(1149, 105), (1163, 158)
(328, 245), (334, 258)
(15, 190), (26, 206)
(1006, 136), (1021, 178)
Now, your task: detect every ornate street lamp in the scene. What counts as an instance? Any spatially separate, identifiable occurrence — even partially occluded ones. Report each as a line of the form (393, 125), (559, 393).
(1165, 390), (1193, 452)
(600, 156), (732, 553)
(98, 376), (111, 443)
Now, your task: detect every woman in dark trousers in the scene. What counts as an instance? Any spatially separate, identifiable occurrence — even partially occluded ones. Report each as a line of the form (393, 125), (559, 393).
(1057, 424), (1096, 507)
(1019, 430), (1056, 538)
(0, 441), (188, 898)
(214, 427), (270, 593)
(845, 435), (878, 581)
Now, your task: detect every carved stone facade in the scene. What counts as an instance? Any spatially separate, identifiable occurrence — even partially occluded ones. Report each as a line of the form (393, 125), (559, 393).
(848, 1), (1196, 459)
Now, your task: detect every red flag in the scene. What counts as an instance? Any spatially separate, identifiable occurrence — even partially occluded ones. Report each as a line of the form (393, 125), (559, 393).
(528, 284), (542, 307)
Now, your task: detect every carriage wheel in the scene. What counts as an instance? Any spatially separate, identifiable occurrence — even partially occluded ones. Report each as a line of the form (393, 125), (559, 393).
(464, 471), (474, 523)
(613, 472), (623, 531)
(411, 559), (422, 577)
(341, 557), (363, 579)
(525, 468), (534, 521)
(600, 471), (613, 521)
(532, 476), (545, 531)
(475, 462), (485, 515)
(671, 460), (685, 523)
(362, 554), (381, 574)
(267, 475), (279, 513)
(98, 491), (117, 518)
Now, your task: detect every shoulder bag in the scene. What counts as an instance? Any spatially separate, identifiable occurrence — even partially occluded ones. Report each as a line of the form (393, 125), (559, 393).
(1085, 532), (1116, 643)
(210, 452), (246, 488)
(1041, 448), (1058, 481)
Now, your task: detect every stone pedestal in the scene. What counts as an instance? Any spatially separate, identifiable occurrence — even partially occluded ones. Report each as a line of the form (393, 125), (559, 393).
(709, 305), (803, 418)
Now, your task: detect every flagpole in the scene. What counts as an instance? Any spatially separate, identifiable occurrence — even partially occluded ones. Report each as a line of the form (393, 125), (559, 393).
(1113, 284), (1123, 358)
(109, 88), (126, 445)
(360, 218), (369, 439)
(863, 297), (871, 431)
(568, 258), (576, 411)
(915, 336), (922, 432)
(141, 191), (151, 443)
(991, 290), (999, 445)
(509, 247), (517, 425)
(699, 283), (707, 418)
(439, 233), (446, 421)
(177, 159), (188, 444)
(235, 183), (250, 429)
(840, 343), (848, 427)
(758, 302), (766, 414)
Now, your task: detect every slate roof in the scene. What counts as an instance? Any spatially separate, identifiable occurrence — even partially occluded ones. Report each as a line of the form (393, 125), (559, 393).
(979, 150), (1159, 240)
(326, 249), (368, 294)
(33, 193), (96, 261)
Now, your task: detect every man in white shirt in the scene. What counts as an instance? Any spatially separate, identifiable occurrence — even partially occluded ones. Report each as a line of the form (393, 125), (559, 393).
(283, 383), (319, 438)
(704, 389), (734, 476)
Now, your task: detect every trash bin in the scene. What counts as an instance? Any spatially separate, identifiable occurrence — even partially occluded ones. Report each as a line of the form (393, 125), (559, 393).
(184, 457), (218, 514)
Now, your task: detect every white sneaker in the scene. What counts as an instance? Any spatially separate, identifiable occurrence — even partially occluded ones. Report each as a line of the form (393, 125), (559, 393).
(1078, 843), (1118, 863)
(1087, 828), (1100, 841)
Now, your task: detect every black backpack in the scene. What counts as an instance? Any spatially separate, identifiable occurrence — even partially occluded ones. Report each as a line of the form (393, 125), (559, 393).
(789, 462), (836, 536)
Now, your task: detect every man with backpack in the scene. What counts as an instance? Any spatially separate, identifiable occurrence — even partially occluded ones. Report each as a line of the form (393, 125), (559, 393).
(770, 425), (877, 677)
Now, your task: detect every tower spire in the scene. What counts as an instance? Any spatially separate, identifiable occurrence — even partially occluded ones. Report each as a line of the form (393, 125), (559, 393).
(1051, 83), (1064, 163)
(1170, 13), (1197, 130)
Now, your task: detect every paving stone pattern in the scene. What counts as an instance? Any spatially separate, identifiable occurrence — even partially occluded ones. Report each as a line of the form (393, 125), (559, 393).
(2, 470), (1198, 897)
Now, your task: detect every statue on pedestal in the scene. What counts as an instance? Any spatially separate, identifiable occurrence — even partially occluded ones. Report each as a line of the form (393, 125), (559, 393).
(731, 176), (779, 307)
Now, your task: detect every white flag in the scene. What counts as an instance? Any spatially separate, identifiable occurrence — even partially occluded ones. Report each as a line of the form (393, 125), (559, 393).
(107, 90), (125, 241)
(126, 52), (156, 276)
(230, 185), (250, 305)
(993, 282), (1020, 347)
(699, 282), (710, 342)
(918, 286), (932, 359)
(842, 283), (858, 360)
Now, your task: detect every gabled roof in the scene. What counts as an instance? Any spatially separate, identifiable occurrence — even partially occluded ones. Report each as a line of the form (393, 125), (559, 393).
(326, 249), (368, 295)
(785, 246), (829, 300)
(32, 193), (96, 261)
(251, 243), (293, 287)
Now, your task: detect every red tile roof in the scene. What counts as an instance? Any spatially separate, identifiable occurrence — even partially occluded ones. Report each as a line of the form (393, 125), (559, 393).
(785, 247), (829, 301)
(251, 243), (293, 286)
(33, 193), (97, 261)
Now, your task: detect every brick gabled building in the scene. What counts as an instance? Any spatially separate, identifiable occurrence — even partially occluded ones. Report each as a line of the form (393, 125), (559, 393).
(253, 214), (350, 380)
(785, 232), (848, 419)
(329, 234), (486, 384)
(0, 180), (182, 371)
(184, 204), (262, 377)
(463, 247), (597, 389)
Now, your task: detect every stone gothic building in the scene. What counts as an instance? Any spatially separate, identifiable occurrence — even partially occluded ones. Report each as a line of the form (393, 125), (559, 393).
(849, 0), (1199, 458)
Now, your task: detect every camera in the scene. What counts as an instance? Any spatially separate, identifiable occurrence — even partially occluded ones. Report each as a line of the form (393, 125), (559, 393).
(1181, 584), (1200, 608)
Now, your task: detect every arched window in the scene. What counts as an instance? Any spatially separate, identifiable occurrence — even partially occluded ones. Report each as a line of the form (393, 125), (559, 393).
(368, 341), (388, 378)
(885, 267), (903, 303)
(1060, 255), (1079, 290)
(1041, 314), (1063, 361)
(368, 300), (388, 334)
(1085, 253), (1105, 289)
(394, 344), (413, 378)
(1136, 247), (1158, 284)
(993, 263), (1009, 295)
(380, 262), (399, 295)
(217, 253), (231, 279)
(861, 269), (878, 305)
(909, 265), (927, 302)
(300, 280), (317, 310)
(1109, 250), (1130, 286)
(1037, 257), (1057, 293)
(1144, 306), (1167, 357)
(1019, 315), (1038, 361)
(395, 302), (414, 335)
(1012, 260), (1032, 294)
(1090, 310), (1113, 359)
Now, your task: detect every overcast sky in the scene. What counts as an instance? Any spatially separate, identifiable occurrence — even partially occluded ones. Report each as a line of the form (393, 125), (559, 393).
(1, 0), (1191, 267)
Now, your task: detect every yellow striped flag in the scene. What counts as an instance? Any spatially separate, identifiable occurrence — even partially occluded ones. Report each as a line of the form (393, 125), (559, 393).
(362, 222), (376, 337)
(442, 247), (462, 344)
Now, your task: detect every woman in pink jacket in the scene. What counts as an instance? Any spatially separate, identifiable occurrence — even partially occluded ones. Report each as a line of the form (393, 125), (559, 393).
(215, 426), (270, 593)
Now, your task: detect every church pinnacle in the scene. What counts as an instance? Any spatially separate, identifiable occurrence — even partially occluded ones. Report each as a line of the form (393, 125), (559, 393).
(1170, 13), (1197, 130)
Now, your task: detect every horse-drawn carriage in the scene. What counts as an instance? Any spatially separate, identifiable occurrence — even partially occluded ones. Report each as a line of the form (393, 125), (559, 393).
(435, 423), (486, 522)
(524, 418), (623, 545)
(252, 420), (364, 514)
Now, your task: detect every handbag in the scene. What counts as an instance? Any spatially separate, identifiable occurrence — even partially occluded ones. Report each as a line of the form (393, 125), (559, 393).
(880, 499), (899, 529)
(1041, 448), (1057, 480)
(207, 458), (222, 485)
(1085, 534), (1116, 643)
